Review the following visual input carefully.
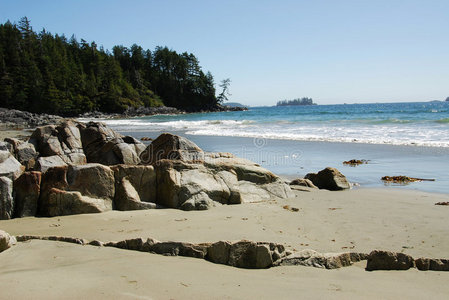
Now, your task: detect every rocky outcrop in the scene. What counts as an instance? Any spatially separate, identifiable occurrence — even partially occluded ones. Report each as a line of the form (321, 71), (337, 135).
(13, 171), (41, 217)
(0, 108), (62, 128)
(305, 167), (350, 191)
(276, 249), (368, 269)
(140, 133), (204, 165)
(79, 122), (144, 165)
(114, 178), (156, 210)
(415, 258), (449, 271)
(365, 250), (415, 271)
(38, 164), (113, 216)
(0, 176), (13, 219)
(0, 150), (24, 180)
(154, 153), (293, 210)
(0, 230), (16, 252)
(290, 178), (318, 189)
(112, 165), (156, 203)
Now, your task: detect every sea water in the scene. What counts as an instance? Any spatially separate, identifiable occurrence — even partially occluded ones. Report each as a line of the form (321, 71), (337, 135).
(94, 102), (449, 194)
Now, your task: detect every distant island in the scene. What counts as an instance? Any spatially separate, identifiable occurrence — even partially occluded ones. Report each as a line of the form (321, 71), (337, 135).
(446, 97), (449, 102)
(276, 97), (316, 106)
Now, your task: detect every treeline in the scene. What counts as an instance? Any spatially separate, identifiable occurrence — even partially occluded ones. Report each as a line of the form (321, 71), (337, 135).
(0, 17), (219, 115)
(276, 97), (315, 106)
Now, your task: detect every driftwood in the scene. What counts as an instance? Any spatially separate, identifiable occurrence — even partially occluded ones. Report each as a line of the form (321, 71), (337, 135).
(381, 176), (435, 183)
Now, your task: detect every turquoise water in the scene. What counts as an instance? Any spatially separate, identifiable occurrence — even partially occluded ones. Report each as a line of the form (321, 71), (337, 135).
(103, 102), (449, 147)
(90, 101), (449, 194)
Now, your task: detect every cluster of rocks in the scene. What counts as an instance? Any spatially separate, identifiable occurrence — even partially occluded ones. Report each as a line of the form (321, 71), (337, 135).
(289, 167), (351, 191)
(123, 106), (181, 117)
(0, 108), (63, 129)
(0, 121), (293, 219)
(366, 250), (449, 271)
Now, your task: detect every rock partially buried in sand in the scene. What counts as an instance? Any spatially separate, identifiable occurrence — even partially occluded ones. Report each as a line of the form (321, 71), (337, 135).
(0, 230), (16, 252)
(305, 167), (350, 191)
(365, 250), (415, 271)
(415, 258), (449, 271)
(289, 178), (318, 189)
(276, 249), (368, 269)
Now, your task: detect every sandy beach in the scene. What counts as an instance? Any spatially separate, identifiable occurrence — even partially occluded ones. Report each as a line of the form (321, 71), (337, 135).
(1, 188), (449, 299)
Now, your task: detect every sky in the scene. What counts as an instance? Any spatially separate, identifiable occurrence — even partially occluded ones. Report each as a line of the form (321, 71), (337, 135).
(1, 0), (448, 106)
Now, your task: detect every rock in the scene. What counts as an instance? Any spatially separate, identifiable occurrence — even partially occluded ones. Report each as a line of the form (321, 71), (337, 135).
(155, 151), (293, 210)
(206, 240), (288, 269)
(366, 250), (415, 271)
(66, 164), (115, 200)
(35, 155), (68, 173)
(114, 178), (156, 210)
(150, 241), (209, 259)
(38, 165), (113, 216)
(0, 176), (14, 219)
(29, 120), (83, 157)
(41, 188), (112, 217)
(0, 108), (62, 128)
(290, 178), (318, 189)
(79, 122), (143, 165)
(15, 142), (38, 170)
(0, 230), (16, 252)
(112, 165), (156, 203)
(0, 141), (12, 152)
(276, 250), (368, 269)
(13, 171), (41, 217)
(305, 167), (351, 190)
(415, 258), (449, 271)
(140, 133), (204, 165)
(0, 150), (24, 180)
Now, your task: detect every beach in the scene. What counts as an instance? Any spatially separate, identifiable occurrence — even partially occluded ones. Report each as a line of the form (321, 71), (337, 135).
(1, 188), (449, 299)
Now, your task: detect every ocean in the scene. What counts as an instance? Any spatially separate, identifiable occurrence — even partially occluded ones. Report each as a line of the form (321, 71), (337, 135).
(91, 102), (449, 194)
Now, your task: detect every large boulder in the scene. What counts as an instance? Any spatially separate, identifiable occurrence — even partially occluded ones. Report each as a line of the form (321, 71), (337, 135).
(0, 230), (16, 252)
(42, 188), (112, 217)
(13, 171), (41, 217)
(154, 147), (293, 210)
(66, 164), (115, 200)
(38, 164), (114, 216)
(305, 167), (350, 190)
(4, 137), (38, 170)
(29, 120), (83, 157)
(112, 165), (156, 203)
(366, 250), (415, 271)
(0, 176), (13, 220)
(140, 133), (204, 165)
(114, 178), (156, 211)
(79, 122), (144, 165)
(0, 150), (24, 180)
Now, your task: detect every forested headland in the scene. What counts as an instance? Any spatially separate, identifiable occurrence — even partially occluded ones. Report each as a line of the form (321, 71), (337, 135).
(0, 17), (224, 116)
(276, 97), (315, 106)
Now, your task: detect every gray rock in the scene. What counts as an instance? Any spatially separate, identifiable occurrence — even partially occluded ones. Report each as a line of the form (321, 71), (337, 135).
(41, 188), (112, 217)
(13, 171), (41, 217)
(79, 122), (142, 165)
(112, 165), (156, 203)
(0, 176), (14, 219)
(290, 178), (318, 189)
(0, 150), (24, 180)
(276, 250), (368, 269)
(366, 250), (415, 271)
(305, 167), (351, 190)
(66, 164), (115, 200)
(155, 151), (293, 210)
(35, 155), (68, 173)
(140, 133), (204, 165)
(114, 178), (156, 211)
(0, 230), (16, 252)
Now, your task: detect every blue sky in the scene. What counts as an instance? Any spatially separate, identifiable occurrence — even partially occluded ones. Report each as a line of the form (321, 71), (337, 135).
(1, 0), (448, 106)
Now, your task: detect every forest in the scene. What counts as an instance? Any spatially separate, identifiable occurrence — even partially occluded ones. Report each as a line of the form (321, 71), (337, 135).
(276, 97), (315, 106)
(0, 17), (221, 115)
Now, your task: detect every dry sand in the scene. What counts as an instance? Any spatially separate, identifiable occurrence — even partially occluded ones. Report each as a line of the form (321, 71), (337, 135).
(1, 188), (449, 299)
